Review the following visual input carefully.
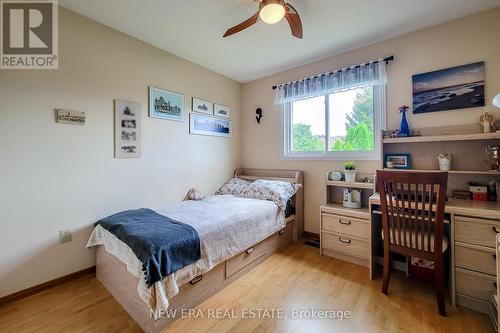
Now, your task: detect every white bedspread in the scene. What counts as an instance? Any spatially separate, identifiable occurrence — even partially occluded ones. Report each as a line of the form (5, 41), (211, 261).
(86, 195), (284, 318)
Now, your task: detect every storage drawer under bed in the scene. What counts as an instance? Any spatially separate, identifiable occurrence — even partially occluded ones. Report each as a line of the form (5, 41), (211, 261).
(225, 223), (294, 278)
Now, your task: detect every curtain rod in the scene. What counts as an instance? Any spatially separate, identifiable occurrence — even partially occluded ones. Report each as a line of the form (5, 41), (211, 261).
(271, 55), (394, 90)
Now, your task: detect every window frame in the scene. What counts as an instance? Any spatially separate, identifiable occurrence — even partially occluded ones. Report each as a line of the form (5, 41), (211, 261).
(282, 85), (386, 161)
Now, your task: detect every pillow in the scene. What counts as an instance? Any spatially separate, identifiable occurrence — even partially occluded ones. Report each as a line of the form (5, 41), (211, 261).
(215, 177), (251, 196)
(240, 179), (301, 210)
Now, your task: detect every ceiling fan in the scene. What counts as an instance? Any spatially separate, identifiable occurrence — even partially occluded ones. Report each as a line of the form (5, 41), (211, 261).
(223, 0), (303, 39)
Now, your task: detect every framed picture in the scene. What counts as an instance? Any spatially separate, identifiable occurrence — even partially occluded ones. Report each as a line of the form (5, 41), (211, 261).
(55, 109), (85, 126)
(115, 100), (141, 158)
(149, 86), (184, 121)
(384, 153), (411, 169)
(192, 97), (213, 115)
(412, 61), (485, 114)
(189, 113), (231, 138)
(214, 104), (231, 118)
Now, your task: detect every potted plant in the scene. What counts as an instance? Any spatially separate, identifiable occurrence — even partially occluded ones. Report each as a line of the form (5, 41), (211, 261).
(344, 161), (357, 183)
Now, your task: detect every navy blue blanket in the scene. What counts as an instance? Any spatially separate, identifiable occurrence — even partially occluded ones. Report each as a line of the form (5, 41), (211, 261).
(95, 208), (201, 287)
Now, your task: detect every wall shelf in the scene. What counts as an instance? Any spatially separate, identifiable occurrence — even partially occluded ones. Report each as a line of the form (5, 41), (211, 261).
(382, 168), (500, 175)
(382, 132), (500, 144)
(326, 180), (375, 189)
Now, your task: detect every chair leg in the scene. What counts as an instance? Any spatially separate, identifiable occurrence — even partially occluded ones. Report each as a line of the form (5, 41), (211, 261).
(435, 257), (446, 316)
(382, 251), (391, 295)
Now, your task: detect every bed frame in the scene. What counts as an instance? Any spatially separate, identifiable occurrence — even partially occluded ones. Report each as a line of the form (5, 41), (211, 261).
(96, 168), (304, 333)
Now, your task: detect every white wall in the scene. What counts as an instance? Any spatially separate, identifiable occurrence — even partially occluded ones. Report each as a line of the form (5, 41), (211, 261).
(0, 8), (242, 297)
(242, 8), (500, 235)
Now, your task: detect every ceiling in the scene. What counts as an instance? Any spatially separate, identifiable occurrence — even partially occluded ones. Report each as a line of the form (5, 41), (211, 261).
(59, 0), (500, 83)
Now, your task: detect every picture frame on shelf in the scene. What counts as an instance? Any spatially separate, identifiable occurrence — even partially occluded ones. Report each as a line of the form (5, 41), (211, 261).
(214, 104), (231, 118)
(189, 113), (231, 138)
(114, 99), (141, 158)
(192, 97), (213, 115)
(148, 86), (184, 121)
(384, 153), (411, 169)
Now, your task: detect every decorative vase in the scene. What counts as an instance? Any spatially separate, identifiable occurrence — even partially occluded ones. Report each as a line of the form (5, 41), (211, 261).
(344, 169), (357, 183)
(437, 153), (452, 171)
(399, 105), (410, 137)
(438, 159), (451, 171)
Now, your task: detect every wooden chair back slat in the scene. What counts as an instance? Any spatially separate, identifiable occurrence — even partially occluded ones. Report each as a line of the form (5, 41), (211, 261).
(377, 171), (447, 254)
(378, 170), (448, 316)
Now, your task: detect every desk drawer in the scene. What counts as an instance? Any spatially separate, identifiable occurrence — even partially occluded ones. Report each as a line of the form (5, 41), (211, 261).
(322, 213), (369, 239)
(455, 268), (496, 302)
(455, 243), (496, 275)
(322, 231), (369, 260)
(455, 216), (500, 248)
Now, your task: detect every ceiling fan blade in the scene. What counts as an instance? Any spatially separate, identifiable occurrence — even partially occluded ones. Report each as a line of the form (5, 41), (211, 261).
(223, 12), (260, 38)
(284, 3), (303, 39)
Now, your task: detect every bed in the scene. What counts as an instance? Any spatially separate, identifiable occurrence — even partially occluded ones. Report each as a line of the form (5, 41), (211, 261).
(90, 168), (304, 333)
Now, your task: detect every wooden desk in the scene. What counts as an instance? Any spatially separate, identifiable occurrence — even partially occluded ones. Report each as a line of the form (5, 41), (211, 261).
(370, 193), (500, 219)
(369, 192), (500, 325)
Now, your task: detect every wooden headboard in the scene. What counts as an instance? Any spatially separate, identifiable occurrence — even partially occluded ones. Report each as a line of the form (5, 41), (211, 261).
(234, 168), (304, 241)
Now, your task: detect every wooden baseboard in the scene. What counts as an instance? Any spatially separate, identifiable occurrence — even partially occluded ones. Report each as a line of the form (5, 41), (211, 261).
(304, 231), (320, 241)
(0, 266), (96, 307)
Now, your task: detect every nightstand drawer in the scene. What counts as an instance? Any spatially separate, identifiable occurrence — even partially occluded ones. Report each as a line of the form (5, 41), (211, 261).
(456, 268), (496, 302)
(322, 213), (369, 239)
(321, 231), (369, 260)
(455, 243), (496, 276)
(455, 216), (500, 248)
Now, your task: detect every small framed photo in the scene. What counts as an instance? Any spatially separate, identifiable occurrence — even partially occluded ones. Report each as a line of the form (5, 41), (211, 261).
(214, 104), (231, 118)
(384, 153), (411, 169)
(149, 86), (184, 121)
(115, 100), (141, 158)
(192, 97), (213, 115)
(189, 113), (231, 138)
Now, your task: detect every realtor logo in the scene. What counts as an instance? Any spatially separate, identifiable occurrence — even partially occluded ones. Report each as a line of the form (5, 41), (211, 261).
(1, 0), (58, 69)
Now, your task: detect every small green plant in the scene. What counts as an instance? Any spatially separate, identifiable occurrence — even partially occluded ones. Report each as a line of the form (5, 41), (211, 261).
(344, 161), (356, 170)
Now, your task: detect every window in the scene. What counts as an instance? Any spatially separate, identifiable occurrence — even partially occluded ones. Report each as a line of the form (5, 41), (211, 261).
(283, 85), (385, 160)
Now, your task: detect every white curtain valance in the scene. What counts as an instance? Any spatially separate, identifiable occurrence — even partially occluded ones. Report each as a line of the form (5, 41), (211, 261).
(274, 59), (387, 105)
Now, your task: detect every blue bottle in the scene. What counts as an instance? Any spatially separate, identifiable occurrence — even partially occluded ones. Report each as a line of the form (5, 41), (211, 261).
(399, 105), (410, 137)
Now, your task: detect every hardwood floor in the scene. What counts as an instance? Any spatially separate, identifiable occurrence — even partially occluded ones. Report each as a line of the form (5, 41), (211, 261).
(0, 244), (493, 333)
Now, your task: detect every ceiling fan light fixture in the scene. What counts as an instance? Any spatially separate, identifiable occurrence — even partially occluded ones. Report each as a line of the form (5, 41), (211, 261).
(259, 3), (285, 24)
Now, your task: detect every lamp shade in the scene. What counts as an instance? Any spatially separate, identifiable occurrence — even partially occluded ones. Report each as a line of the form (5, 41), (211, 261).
(259, 3), (285, 24)
(493, 93), (500, 108)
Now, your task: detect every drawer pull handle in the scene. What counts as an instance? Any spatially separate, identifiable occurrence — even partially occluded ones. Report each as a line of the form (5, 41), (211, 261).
(494, 254), (497, 260)
(339, 220), (351, 225)
(492, 227), (500, 233)
(338, 237), (351, 244)
(246, 247), (255, 254)
(279, 229), (285, 235)
(494, 282), (498, 290)
(189, 275), (203, 285)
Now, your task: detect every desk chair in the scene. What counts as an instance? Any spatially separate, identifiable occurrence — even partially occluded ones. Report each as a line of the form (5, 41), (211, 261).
(376, 170), (448, 316)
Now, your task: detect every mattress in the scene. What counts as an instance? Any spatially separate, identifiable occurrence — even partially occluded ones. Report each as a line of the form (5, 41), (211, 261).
(87, 194), (284, 318)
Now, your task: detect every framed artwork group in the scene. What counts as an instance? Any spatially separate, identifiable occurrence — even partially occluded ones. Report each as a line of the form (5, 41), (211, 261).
(113, 86), (232, 158)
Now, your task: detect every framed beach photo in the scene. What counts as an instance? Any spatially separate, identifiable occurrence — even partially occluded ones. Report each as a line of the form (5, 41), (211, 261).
(189, 113), (232, 138)
(149, 86), (184, 121)
(115, 100), (141, 158)
(384, 153), (411, 169)
(412, 62), (485, 114)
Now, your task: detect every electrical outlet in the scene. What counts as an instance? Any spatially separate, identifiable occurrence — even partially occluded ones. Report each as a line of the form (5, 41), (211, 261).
(59, 230), (72, 243)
